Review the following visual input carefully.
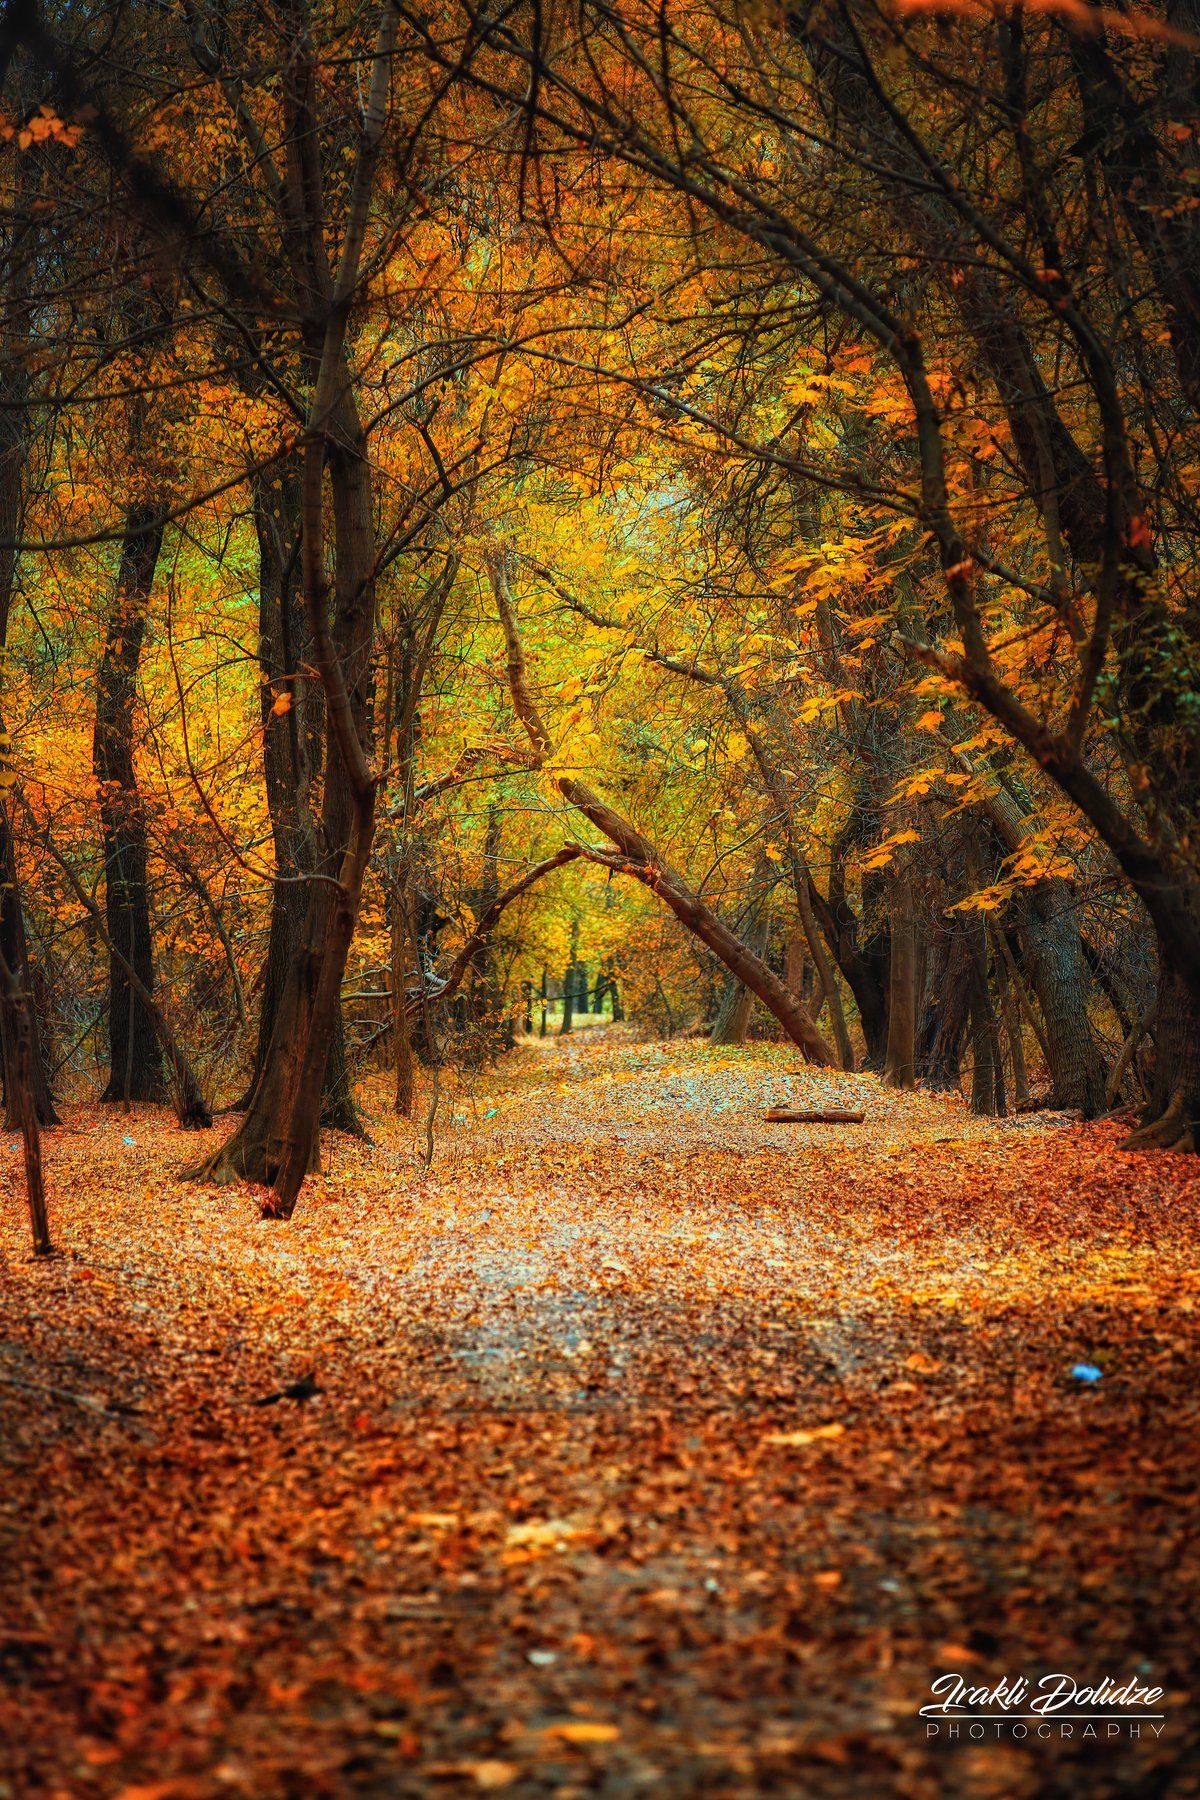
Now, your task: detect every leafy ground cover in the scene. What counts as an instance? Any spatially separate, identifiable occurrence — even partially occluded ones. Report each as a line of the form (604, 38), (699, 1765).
(1, 1029), (1198, 1798)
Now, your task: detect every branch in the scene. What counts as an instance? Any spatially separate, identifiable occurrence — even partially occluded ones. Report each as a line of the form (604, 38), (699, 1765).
(410, 846), (582, 1013)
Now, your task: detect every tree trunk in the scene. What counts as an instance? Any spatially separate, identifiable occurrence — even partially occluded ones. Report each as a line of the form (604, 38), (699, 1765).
(964, 912), (1007, 1117)
(0, 946), (50, 1255)
(711, 973), (755, 1045)
(392, 892), (415, 1116)
(916, 921), (972, 1090)
(1015, 883), (1108, 1117)
(0, 144), (56, 1131)
(0, 806), (57, 1129)
(93, 505), (167, 1105)
(235, 462), (363, 1135)
(712, 853), (771, 1045)
(1124, 954), (1200, 1150)
(810, 822), (889, 1065)
(560, 922), (580, 1037)
(991, 922), (1031, 1109)
(883, 868), (916, 1088)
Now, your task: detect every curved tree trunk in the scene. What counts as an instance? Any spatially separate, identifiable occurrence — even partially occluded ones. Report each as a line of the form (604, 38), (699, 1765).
(489, 553), (838, 1066)
(93, 505), (167, 1105)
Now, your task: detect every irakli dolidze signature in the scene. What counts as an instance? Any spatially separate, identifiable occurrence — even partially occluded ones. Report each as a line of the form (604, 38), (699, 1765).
(921, 1672), (1166, 1740)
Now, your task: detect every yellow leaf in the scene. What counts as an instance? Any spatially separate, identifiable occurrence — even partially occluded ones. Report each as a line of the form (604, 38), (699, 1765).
(270, 690), (293, 716)
(469, 1761), (519, 1789)
(762, 1422), (845, 1448)
(541, 1721), (620, 1745)
(914, 709), (943, 732)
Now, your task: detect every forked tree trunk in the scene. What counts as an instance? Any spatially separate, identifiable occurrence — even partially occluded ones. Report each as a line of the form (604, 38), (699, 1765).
(93, 505), (167, 1105)
(189, 415), (378, 1196)
(236, 462), (362, 1135)
(916, 922), (972, 1090)
(811, 822), (889, 1065)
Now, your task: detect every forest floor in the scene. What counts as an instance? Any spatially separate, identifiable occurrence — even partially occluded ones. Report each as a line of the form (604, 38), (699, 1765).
(1, 1026), (1199, 1800)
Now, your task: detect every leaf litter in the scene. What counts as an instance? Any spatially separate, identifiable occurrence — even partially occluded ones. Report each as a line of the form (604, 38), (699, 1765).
(1, 1028), (1198, 1797)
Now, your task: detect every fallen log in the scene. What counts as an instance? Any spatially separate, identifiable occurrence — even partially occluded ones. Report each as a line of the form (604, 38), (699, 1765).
(763, 1107), (866, 1124)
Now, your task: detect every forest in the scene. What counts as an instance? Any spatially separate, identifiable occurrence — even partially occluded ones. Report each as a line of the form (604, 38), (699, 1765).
(1, 0), (1198, 1793)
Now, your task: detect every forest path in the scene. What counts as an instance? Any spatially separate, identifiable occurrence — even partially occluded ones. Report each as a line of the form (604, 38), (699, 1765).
(1, 1030), (1198, 1798)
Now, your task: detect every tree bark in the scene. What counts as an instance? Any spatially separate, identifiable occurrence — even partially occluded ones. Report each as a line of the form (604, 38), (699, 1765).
(1014, 884), (1107, 1117)
(0, 797), (56, 1130)
(392, 891), (415, 1116)
(234, 462), (363, 1136)
(883, 867), (916, 1089)
(916, 921), (972, 1091)
(0, 149), (58, 1128)
(1124, 954), (1200, 1151)
(991, 921), (1031, 1109)
(0, 944), (50, 1255)
(27, 810), (210, 1127)
(712, 852), (771, 1045)
(93, 505), (167, 1105)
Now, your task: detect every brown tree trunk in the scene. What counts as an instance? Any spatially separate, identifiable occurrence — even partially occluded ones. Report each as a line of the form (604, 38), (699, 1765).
(0, 802), (56, 1131)
(965, 917), (1007, 1117)
(991, 922), (1031, 1109)
(916, 920), (971, 1090)
(0, 144), (56, 1132)
(1014, 883), (1108, 1117)
(0, 945), (50, 1255)
(1124, 954), (1200, 1151)
(392, 891), (415, 1116)
(711, 852), (771, 1045)
(93, 505), (167, 1105)
(28, 811), (210, 1127)
(811, 845), (889, 1066)
(883, 867), (916, 1089)
(190, 407), (379, 1196)
(235, 462), (362, 1136)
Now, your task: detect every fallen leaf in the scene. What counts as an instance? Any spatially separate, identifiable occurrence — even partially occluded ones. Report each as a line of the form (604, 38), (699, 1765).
(763, 1423), (846, 1448)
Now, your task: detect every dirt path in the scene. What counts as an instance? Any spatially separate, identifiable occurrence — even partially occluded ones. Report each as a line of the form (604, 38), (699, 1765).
(1, 1029), (1198, 1797)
